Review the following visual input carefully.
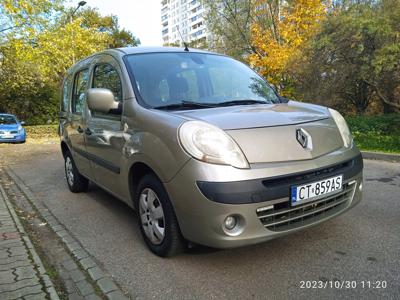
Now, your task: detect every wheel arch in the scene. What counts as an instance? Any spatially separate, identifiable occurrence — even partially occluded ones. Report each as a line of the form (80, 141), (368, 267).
(60, 141), (70, 158)
(128, 161), (160, 209)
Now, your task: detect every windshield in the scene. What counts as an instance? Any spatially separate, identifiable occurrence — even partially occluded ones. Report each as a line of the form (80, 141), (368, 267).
(124, 53), (280, 109)
(0, 115), (17, 125)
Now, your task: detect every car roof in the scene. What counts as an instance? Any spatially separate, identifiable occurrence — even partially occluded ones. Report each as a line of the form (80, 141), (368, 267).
(113, 46), (217, 55)
(0, 113), (15, 117)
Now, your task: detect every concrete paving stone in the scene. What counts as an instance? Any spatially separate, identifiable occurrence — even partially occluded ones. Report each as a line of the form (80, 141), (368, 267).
(87, 266), (105, 281)
(66, 241), (81, 252)
(61, 235), (75, 244)
(0, 285), (43, 299)
(0, 278), (42, 292)
(0, 269), (16, 284)
(0, 239), (23, 248)
(0, 227), (19, 234)
(55, 230), (68, 238)
(0, 240), (23, 250)
(0, 255), (28, 266)
(0, 231), (20, 240)
(0, 260), (31, 272)
(72, 249), (89, 261)
(96, 278), (117, 294)
(50, 224), (63, 232)
(47, 286), (60, 300)
(62, 259), (78, 272)
(8, 245), (27, 256)
(84, 293), (102, 300)
(69, 269), (86, 283)
(41, 274), (53, 288)
(14, 265), (37, 281)
(76, 280), (95, 297)
(68, 293), (85, 300)
(23, 292), (47, 300)
(79, 258), (96, 271)
(106, 290), (129, 300)
(0, 221), (14, 226)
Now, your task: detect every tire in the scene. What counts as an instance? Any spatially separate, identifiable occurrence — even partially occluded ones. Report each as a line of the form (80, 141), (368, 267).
(64, 151), (89, 193)
(135, 173), (186, 257)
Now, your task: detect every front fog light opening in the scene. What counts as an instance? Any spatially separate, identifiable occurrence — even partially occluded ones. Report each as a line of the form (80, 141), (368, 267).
(222, 215), (244, 236)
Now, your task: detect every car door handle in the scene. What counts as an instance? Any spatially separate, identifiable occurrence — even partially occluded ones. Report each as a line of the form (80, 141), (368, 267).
(77, 126), (84, 133)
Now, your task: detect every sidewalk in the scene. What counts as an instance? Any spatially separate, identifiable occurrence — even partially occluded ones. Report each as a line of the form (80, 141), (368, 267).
(0, 185), (58, 300)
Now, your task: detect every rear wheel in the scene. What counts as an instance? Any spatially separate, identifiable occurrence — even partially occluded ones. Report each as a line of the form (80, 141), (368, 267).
(136, 173), (185, 257)
(64, 151), (89, 193)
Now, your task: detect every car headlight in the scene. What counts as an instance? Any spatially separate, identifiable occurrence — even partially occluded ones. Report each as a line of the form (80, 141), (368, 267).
(329, 109), (352, 148)
(18, 125), (23, 132)
(179, 121), (250, 169)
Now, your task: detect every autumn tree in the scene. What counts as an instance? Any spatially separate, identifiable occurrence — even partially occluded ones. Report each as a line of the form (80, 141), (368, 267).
(248, 0), (327, 95)
(0, 0), (140, 124)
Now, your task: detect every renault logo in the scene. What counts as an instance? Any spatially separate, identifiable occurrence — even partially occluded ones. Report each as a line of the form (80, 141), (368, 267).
(296, 128), (313, 150)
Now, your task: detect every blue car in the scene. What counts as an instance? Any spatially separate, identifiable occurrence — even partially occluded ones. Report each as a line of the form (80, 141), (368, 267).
(0, 114), (26, 143)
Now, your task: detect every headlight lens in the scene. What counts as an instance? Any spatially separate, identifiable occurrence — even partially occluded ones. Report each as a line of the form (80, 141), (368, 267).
(18, 125), (23, 132)
(179, 121), (249, 169)
(329, 109), (352, 148)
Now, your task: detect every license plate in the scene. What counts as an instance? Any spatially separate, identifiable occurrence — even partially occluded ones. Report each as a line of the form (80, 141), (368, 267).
(291, 175), (343, 206)
(1, 133), (14, 139)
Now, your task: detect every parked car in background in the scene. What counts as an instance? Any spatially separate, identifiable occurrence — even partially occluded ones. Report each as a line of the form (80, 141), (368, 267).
(59, 47), (363, 257)
(0, 114), (26, 143)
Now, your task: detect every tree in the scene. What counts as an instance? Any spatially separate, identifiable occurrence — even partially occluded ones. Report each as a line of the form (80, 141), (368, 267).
(202, 0), (255, 60)
(248, 0), (327, 96)
(294, 0), (400, 114)
(0, 1), (140, 124)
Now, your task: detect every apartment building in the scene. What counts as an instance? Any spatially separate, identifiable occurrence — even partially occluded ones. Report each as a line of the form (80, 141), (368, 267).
(161, 0), (207, 45)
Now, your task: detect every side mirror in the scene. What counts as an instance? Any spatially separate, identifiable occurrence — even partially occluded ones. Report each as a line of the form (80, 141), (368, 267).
(20, 121), (25, 125)
(87, 88), (120, 114)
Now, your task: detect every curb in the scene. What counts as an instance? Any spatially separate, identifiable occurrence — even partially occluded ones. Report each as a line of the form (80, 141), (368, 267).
(5, 167), (130, 300)
(361, 151), (400, 163)
(0, 185), (60, 300)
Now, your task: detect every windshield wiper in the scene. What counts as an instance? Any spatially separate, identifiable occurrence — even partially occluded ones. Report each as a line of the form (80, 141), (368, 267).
(153, 101), (215, 110)
(213, 100), (270, 107)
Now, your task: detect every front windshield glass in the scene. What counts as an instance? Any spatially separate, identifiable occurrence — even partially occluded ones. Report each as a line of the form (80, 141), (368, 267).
(0, 115), (17, 124)
(124, 52), (280, 109)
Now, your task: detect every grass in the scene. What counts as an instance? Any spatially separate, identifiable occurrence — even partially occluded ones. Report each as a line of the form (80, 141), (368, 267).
(21, 114), (400, 153)
(346, 114), (400, 154)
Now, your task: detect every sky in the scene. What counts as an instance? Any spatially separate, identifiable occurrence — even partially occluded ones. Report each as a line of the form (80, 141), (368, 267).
(68, 0), (163, 46)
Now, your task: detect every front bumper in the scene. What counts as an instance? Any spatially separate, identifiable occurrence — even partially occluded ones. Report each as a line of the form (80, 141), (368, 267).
(0, 132), (26, 143)
(165, 147), (363, 249)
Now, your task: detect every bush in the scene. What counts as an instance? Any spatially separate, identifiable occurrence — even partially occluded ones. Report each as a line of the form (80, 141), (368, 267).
(347, 114), (400, 153)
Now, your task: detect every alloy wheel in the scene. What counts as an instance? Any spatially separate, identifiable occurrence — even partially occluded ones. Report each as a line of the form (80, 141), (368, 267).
(139, 188), (165, 245)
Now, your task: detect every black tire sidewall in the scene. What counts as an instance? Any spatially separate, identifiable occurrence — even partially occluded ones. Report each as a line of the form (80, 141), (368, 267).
(64, 151), (88, 193)
(135, 173), (184, 257)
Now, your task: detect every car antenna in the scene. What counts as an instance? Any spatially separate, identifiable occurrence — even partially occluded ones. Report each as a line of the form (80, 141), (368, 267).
(176, 25), (189, 51)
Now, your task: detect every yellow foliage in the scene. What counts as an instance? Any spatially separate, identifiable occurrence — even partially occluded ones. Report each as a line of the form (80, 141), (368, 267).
(249, 0), (327, 94)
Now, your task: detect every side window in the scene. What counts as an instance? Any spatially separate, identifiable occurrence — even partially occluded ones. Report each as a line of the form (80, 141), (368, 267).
(61, 75), (72, 112)
(72, 69), (89, 114)
(92, 64), (122, 102)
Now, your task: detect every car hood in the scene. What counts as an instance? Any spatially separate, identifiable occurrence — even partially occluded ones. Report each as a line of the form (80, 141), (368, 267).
(0, 124), (19, 130)
(168, 101), (343, 163)
(170, 101), (329, 130)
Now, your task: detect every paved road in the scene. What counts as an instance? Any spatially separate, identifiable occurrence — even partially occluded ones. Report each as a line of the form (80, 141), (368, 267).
(0, 175), (58, 299)
(2, 144), (400, 299)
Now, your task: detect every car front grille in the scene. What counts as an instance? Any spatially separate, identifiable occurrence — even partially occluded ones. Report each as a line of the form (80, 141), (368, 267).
(256, 181), (356, 232)
(10, 131), (18, 134)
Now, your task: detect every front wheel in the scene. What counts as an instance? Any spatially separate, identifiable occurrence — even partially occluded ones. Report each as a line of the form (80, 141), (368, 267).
(136, 173), (186, 257)
(64, 151), (89, 193)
